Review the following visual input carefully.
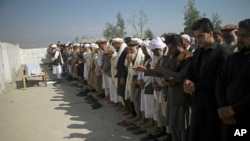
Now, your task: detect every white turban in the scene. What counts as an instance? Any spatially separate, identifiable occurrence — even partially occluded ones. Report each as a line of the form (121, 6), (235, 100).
(141, 40), (150, 47)
(51, 44), (57, 48)
(90, 43), (98, 49)
(84, 43), (90, 48)
(181, 34), (191, 42)
(65, 42), (71, 46)
(75, 43), (80, 46)
(148, 37), (166, 50)
(142, 40), (153, 58)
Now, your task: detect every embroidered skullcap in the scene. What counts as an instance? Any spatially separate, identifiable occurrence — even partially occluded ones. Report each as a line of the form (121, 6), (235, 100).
(148, 36), (166, 50)
(181, 34), (191, 42)
(51, 44), (57, 48)
(127, 40), (138, 46)
(96, 39), (107, 44)
(221, 24), (237, 31)
(132, 38), (143, 46)
(112, 38), (124, 43)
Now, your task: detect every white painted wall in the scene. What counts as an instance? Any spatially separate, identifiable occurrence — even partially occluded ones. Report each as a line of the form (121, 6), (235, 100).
(0, 42), (51, 94)
(21, 47), (51, 64)
(0, 46), (5, 93)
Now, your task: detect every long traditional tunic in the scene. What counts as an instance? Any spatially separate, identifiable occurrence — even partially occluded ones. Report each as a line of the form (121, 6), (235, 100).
(125, 48), (145, 101)
(52, 49), (63, 79)
(163, 51), (192, 141)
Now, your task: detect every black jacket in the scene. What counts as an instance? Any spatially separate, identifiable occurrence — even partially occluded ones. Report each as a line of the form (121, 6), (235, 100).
(186, 42), (229, 107)
(116, 47), (128, 79)
(216, 52), (250, 124)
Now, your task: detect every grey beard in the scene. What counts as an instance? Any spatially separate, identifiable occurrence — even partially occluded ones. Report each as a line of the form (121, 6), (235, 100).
(131, 52), (137, 61)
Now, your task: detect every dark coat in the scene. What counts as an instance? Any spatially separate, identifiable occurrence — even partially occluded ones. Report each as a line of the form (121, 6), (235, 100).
(116, 47), (128, 79)
(216, 52), (250, 125)
(186, 42), (229, 107)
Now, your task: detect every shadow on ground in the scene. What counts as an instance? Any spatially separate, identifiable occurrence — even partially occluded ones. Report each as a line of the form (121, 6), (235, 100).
(41, 64), (143, 141)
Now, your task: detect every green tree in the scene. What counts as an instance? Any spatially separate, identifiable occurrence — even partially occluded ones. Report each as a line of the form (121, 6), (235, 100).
(144, 28), (153, 39)
(211, 12), (222, 31)
(102, 22), (117, 40)
(183, 0), (200, 36)
(103, 12), (127, 39)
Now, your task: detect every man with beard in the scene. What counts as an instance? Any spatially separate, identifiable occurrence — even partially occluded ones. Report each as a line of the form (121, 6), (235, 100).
(181, 34), (195, 53)
(221, 24), (238, 54)
(136, 40), (157, 129)
(183, 18), (229, 141)
(135, 36), (170, 138)
(51, 44), (64, 85)
(216, 19), (250, 141)
(154, 34), (192, 141)
(124, 39), (145, 121)
(112, 38), (131, 116)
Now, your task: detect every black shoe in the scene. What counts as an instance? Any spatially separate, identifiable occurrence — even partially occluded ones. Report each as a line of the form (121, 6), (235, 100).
(97, 92), (105, 97)
(76, 91), (88, 97)
(53, 82), (58, 86)
(90, 89), (96, 92)
(98, 94), (106, 99)
(86, 98), (97, 104)
(92, 102), (102, 109)
(162, 134), (172, 141)
(140, 134), (156, 141)
(84, 95), (93, 100)
(154, 131), (167, 138)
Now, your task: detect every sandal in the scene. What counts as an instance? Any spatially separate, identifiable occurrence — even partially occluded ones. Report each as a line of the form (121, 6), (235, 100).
(126, 125), (140, 131)
(132, 129), (147, 135)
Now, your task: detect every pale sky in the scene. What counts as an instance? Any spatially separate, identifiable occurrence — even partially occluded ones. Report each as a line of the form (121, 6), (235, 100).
(0, 0), (249, 48)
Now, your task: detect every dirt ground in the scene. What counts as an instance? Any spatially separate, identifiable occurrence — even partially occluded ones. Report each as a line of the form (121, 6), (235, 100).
(0, 65), (166, 141)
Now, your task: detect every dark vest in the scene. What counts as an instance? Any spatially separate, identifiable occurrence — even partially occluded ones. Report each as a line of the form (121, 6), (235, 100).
(52, 50), (62, 66)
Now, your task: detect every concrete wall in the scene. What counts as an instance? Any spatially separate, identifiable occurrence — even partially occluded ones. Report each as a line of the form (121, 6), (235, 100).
(21, 47), (51, 64)
(0, 42), (22, 94)
(0, 42), (50, 94)
(0, 47), (5, 93)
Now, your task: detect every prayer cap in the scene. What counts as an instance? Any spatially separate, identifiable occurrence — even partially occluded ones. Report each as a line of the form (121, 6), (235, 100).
(96, 39), (107, 44)
(127, 40), (138, 46)
(112, 38), (124, 43)
(132, 38), (143, 46)
(221, 24), (238, 31)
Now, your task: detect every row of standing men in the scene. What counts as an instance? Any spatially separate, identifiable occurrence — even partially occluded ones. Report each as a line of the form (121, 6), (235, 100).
(48, 17), (250, 141)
